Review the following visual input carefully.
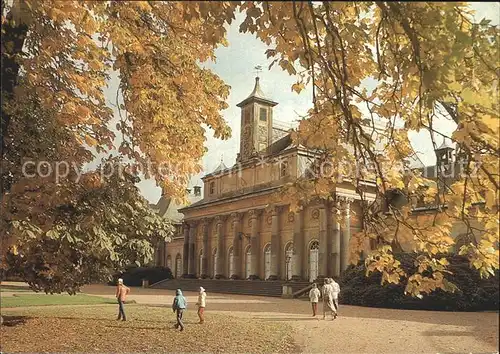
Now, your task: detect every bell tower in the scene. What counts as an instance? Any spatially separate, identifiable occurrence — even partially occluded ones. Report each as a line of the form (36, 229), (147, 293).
(236, 77), (278, 162)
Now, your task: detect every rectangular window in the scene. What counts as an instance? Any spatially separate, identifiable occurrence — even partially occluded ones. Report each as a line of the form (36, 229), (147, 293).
(209, 182), (215, 194)
(259, 107), (267, 121)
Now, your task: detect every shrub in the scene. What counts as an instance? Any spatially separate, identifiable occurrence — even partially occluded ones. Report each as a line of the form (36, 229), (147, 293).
(339, 253), (499, 312)
(109, 266), (173, 287)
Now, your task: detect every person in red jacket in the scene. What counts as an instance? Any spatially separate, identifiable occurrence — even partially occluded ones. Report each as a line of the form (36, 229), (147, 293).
(115, 278), (130, 321)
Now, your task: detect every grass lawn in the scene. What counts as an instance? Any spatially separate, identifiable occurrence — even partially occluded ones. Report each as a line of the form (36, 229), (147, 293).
(1, 293), (117, 308)
(0, 305), (295, 353)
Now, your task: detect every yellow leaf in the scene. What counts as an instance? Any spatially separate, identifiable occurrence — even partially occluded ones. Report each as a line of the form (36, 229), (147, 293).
(291, 82), (305, 94)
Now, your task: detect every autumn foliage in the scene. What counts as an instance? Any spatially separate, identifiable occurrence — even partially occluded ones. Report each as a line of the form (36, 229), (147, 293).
(1, 1), (498, 296)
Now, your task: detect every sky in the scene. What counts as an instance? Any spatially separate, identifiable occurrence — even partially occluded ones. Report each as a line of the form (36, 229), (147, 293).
(98, 2), (499, 204)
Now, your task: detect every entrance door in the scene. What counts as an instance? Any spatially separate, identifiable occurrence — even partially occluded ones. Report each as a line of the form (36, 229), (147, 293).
(309, 241), (319, 282)
(264, 244), (271, 280)
(245, 246), (252, 279)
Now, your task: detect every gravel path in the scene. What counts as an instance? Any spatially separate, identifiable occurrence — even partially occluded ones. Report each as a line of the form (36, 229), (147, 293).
(81, 284), (499, 353)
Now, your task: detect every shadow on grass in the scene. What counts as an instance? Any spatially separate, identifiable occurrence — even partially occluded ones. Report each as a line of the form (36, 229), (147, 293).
(0, 285), (32, 292)
(250, 316), (321, 322)
(1, 315), (31, 327)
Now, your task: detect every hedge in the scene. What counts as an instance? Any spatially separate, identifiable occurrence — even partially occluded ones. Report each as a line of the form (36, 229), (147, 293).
(339, 253), (499, 312)
(109, 266), (173, 287)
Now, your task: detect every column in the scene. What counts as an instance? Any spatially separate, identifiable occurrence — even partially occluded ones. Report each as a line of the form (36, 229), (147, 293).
(248, 209), (261, 279)
(332, 204), (341, 277)
(269, 206), (280, 280)
(188, 221), (197, 278)
(182, 222), (189, 277)
(215, 216), (225, 278)
(340, 197), (353, 272)
(318, 204), (328, 278)
(291, 209), (303, 280)
(201, 218), (210, 278)
(231, 212), (242, 279)
(163, 240), (169, 267)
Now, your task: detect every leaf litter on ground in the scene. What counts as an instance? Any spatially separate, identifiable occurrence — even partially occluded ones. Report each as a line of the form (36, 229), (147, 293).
(1, 304), (296, 353)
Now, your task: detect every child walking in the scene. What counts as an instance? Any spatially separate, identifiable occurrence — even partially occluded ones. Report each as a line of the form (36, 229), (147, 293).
(308, 283), (321, 317)
(172, 288), (187, 331)
(115, 278), (130, 321)
(196, 287), (206, 324)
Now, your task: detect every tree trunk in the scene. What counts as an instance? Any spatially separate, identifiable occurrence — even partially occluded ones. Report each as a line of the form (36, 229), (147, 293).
(1, 9), (28, 198)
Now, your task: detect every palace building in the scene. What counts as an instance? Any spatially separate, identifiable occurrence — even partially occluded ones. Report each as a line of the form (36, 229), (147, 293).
(154, 77), (482, 284)
(156, 77), (377, 282)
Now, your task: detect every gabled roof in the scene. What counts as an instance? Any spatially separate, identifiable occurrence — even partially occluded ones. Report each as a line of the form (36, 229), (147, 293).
(236, 77), (278, 108)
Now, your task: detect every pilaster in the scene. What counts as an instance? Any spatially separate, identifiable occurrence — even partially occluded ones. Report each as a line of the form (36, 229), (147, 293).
(291, 209), (303, 281)
(231, 212), (242, 279)
(187, 220), (198, 278)
(318, 203), (328, 278)
(201, 218), (210, 278)
(332, 203), (341, 277)
(182, 222), (189, 278)
(215, 215), (226, 279)
(340, 197), (354, 272)
(248, 209), (262, 280)
(269, 206), (281, 280)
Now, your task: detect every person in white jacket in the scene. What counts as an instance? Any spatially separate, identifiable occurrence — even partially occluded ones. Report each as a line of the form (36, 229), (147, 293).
(196, 286), (206, 324)
(308, 283), (321, 317)
(330, 278), (341, 319)
(321, 278), (336, 320)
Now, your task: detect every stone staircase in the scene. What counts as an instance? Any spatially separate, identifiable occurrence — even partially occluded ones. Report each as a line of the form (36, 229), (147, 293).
(150, 278), (311, 298)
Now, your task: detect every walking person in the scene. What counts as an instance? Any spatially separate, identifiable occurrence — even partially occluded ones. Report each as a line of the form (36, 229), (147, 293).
(196, 287), (206, 324)
(331, 278), (341, 319)
(322, 278), (336, 320)
(308, 283), (321, 317)
(115, 278), (130, 321)
(172, 288), (187, 331)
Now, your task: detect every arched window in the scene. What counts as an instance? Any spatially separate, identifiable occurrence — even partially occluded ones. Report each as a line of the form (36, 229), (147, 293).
(198, 249), (203, 277)
(264, 243), (271, 280)
(228, 246), (234, 278)
(284, 242), (294, 280)
(175, 254), (182, 278)
(212, 248), (217, 277)
(308, 240), (319, 282)
(245, 245), (252, 279)
(166, 255), (172, 271)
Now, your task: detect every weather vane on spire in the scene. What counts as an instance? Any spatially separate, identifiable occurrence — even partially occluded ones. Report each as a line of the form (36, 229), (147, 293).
(254, 65), (263, 77)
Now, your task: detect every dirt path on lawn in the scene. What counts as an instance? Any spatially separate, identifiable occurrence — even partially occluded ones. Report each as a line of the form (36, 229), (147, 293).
(80, 284), (499, 353)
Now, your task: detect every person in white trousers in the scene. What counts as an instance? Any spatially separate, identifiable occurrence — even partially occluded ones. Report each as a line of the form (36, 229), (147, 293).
(330, 278), (341, 319)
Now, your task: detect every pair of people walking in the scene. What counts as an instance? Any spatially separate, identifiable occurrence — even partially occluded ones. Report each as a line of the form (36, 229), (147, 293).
(172, 286), (206, 331)
(309, 278), (340, 320)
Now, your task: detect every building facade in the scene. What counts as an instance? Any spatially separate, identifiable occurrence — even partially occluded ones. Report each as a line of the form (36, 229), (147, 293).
(156, 78), (483, 281)
(162, 77), (377, 281)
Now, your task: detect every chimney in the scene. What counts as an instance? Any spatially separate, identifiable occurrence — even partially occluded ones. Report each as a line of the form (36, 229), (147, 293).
(193, 186), (201, 197)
